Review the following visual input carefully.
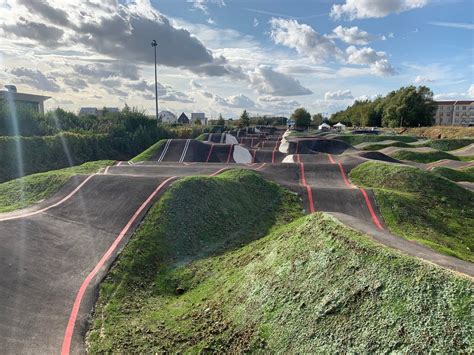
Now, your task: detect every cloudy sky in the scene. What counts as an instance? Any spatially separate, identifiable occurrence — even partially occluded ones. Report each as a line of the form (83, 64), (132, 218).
(0, 0), (472, 118)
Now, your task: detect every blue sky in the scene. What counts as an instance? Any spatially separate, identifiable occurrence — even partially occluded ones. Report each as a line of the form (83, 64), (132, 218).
(0, 0), (472, 117)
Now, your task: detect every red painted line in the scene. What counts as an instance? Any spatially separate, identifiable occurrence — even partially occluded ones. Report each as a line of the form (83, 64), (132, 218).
(254, 163), (266, 171)
(337, 162), (353, 188)
(251, 137), (254, 147)
(296, 154), (301, 163)
(240, 137), (243, 144)
(299, 163), (315, 213)
(0, 174), (96, 222)
(61, 176), (177, 355)
(360, 188), (384, 230)
(328, 154), (336, 164)
(226, 145), (233, 163)
(210, 167), (229, 176)
(261, 141), (265, 149)
(252, 149), (257, 163)
(206, 144), (214, 163)
(272, 150), (276, 163)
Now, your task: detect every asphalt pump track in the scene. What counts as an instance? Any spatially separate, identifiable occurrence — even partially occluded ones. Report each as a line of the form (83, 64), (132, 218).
(0, 130), (473, 353)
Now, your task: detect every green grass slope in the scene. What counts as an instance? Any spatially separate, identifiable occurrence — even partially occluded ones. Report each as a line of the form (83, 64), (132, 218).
(350, 162), (474, 262)
(87, 208), (473, 353)
(361, 141), (411, 150)
(0, 160), (113, 213)
(130, 139), (166, 162)
(424, 138), (474, 151)
(391, 150), (461, 163)
(433, 166), (474, 182)
(336, 134), (418, 146)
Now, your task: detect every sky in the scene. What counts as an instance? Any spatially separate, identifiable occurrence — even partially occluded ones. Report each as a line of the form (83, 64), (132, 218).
(0, 0), (473, 118)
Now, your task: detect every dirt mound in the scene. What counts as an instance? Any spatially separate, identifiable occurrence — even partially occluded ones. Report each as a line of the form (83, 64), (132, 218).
(289, 138), (353, 155)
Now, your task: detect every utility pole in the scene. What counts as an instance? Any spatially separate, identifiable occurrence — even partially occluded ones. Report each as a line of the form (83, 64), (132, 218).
(151, 39), (159, 121)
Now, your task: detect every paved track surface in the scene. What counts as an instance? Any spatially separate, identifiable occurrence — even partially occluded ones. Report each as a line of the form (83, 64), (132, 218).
(1, 128), (473, 354)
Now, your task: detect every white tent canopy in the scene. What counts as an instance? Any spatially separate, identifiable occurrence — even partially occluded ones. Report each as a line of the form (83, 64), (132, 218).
(318, 123), (331, 130)
(334, 122), (346, 131)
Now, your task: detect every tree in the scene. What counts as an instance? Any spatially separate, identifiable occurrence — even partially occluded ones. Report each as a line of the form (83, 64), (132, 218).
(193, 118), (202, 126)
(216, 113), (225, 126)
(291, 108), (311, 128)
(240, 110), (250, 127)
(312, 113), (324, 126)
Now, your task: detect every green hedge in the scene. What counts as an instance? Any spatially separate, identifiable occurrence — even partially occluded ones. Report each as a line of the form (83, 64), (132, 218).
(0, 133), (128, 183)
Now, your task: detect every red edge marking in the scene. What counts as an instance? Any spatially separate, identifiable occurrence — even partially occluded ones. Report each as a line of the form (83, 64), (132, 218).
(296, 154), (301, 163)
(0, 174), (96, 222)
(328, 154), (336, 164)
(210, 167), (229, 176)
(360, 188), (384, 230)
(252, 149), (257, 163)
(254, 163), (266, 171)
(61, 176), (177, 355)
(226, 145), (233, 164)
(251, 137), (254, 147)
(272, 150), (276, 163)
(299, 162), (315, 213)
(206, 144), (214, 163)
(337, 162), (353, 188)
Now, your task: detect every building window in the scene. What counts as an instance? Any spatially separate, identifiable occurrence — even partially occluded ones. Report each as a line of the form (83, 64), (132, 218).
(462, 106), (466, 110)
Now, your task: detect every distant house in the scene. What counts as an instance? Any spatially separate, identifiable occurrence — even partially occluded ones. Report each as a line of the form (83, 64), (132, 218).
(158, 110), (177, 124)
(191, 112), (207, 125)
(178, 112), (190, 124)
(0, 85), (50, 114)
(79, 107), (119, 116)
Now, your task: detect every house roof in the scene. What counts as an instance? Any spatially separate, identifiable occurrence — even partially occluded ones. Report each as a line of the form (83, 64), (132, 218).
(0, 91), (51, 102)
(436, 100), (474, 105)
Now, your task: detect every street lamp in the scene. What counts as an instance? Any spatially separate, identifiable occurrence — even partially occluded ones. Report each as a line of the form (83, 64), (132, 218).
(151, 39), (159, 121)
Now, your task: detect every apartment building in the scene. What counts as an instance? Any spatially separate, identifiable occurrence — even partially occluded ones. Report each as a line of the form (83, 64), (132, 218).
(434, 100), (474, 126)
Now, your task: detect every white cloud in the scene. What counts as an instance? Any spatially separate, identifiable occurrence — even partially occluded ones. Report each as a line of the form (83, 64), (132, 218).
(270, 18), (343, 64)
(371, 59), (397, 76)
(187, 0), (226, 14)
(346, 46), (386, 65)
(346, 46), (396, 76)
(214, 93), (256, 108)
(331, 0), (428, 20)
(207, 18), (215, 25)
(253, 18), (259, 27)
(249, 65), (313, 96)
(324, 90), (354, 100)
(190, 79), (202, 89)
(427, 22), (474, 30)
(331, 25), (378, 45)
(414, 76), (434, 84)
(469, 84), (474, 98)
(9, 67), (60, 92)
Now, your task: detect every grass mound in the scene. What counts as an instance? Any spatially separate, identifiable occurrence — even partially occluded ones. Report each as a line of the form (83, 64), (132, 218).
(336, 134), (418, 146)
(402, 126), (474, 139)
(0, 160), (113, 213)
(424, 138), (474, 151)
(433, 166), (474, 182)
(361, 141), (411, 150)
(391, 150), (461, 163)
(130, 139), (166, 162)
(87, 209), (473, 353)
(350, 162), (474, 261)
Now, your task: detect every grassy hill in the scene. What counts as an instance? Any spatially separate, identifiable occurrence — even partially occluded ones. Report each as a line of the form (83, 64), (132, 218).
(432, 166), (474, 182)
(391, 150), (463, 163)
(0, 160), (113, 213)
(335, 134), (418, 146)
(350, 162), (474, 262)
(87, 169), (472, 353)
(130, 139), (167, 162)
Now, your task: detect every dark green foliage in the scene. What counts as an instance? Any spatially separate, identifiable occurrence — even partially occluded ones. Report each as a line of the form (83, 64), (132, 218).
(311, 113), (324, 126)
(330, 86), (436, 128)
(424, 138), (474, 151)
(216, 114), (225, 126)
(291, 107), (311, 128)
(336, 134), (418, 146)
(350, 162), (474, 261)
(240, 110), (250, 127)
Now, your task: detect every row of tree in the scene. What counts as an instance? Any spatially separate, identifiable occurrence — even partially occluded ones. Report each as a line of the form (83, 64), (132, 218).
(329, 86), (436, 128)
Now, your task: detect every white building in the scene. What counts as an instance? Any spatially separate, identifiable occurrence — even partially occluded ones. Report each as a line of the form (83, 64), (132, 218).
(191, 112), (207, 125)
(158, 110), (177, 124)
(434, 100), (474, 126)
(0, 85), (50, 114)
(79, 107), (119, 116)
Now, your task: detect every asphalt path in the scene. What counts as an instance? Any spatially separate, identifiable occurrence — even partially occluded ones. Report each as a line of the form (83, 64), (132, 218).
(0, 130), (472, 354)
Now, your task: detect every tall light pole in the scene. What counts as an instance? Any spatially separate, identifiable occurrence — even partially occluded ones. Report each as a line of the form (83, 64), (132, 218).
(151, 39), (159, 121)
